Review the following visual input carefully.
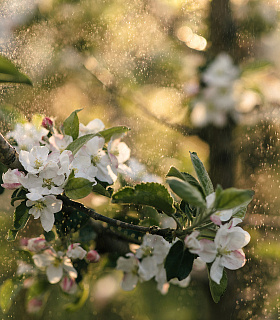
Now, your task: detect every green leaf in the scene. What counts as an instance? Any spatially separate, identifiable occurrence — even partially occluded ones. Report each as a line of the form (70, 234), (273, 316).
(190, 152), (214, 196)
(11, 188), (27, 206)
(112, 182), (175, 215)
(0, 55), (32, 85)
(166, 166), (205, 196)
(232, 206), (247, 220)
(63, 109), (82, 140)
(64, 178), (93, 199)
(164, 240), (195, 281)
(208, 265), (228, 303)
(0, 279), (22, 313)
(167, 177), (206, 208)
(92, 182), (113, 198)
(215, 188), (254, 210)
(44, 230), (55, 242)
(7, 229), (19, 241)
(99, 126), (130, 142)
(13, 201), (30, 230)
(66, 133), (96, 155)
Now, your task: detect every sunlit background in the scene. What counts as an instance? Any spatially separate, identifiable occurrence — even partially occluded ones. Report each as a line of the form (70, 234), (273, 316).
(0, 0), (280, 319)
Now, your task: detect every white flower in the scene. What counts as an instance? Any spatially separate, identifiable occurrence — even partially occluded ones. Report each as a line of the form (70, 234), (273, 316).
(202, 53), (239, 87)
(136, 234), (171, 265)
(136, 234), (171, 281)
(185, 231), (217, 263)
(26, 195), (62, 232)
(7, 122), (48, 152)
(210, 218), (250, 284)
(79, 119), (105, 136)
(21, 163), (66, 200)
(71, 149), (98, 183)
(16, 261), (35, 276)
(33, 248), (77, 284)
(1, 169), (24, 189)
(116, 253), (139, 291)
(73, 136), (118, 184)
(66, 243), (87, 260)
(48, 134), (73, 153)
(120, 158), (162, 183)
(108, 135), (130, 165)
(191, 101), (227, 128)
(170, 275), (191, 288)
(19, 146), (50, 174)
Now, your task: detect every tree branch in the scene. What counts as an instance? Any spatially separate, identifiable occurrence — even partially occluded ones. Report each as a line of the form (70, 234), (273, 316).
(58, 195), (174, 238)
(0, 133), (24, 171)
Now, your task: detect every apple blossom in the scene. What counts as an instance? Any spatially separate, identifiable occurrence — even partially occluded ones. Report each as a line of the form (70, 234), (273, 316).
(48, 134), (73, 153)
(1, 168), (24, 189)
(66, 243), (87, 260)
(19, 146), (50, 174)
(116, 253), (140, 291)
(26, 195), (62, 232)
(6, 122), (48, 152)
(209, 218), (250, 284)
(79, 118), (105, 136)
(202, 53), (239, 87)
(33, 248), (77, 284)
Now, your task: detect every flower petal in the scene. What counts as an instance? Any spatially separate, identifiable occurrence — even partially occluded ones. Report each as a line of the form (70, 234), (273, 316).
(46, 264), (63, 284)
(210, 256), (224, 284)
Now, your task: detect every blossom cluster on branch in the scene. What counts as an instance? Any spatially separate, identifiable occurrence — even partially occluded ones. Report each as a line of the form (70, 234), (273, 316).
(0, 110), (254, 313)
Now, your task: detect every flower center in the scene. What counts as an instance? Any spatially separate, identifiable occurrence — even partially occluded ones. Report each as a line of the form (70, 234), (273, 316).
(34, 201), (46, 211)
(142, 246), (153, 257)
(217, 247), (231, 256)
(34, 158), (43, 169)
(91, 155), (100, 166)
(42, 178), (55, 190)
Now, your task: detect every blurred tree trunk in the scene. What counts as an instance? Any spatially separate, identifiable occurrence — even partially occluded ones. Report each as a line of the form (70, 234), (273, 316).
(201, 1), (239, 319)
(208, 0), (237, 58)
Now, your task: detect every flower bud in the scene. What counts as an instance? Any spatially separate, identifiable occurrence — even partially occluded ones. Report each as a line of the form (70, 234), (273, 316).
(86, 250), (100, 263)
(27, 237), (47, 252)
(27, 298), (43, 314)
(42, 117), (53, 131)
(60, 276), (77, 294)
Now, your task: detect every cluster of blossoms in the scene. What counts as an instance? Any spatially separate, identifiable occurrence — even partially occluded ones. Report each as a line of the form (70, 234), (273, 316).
(17, 236), (100, 312)
(190, 53), (240, 128)
(120, 157), (162, 184)
(185, 191), (251, 284)
(116, 234), (198, 294)
(2, 116), (132, 232)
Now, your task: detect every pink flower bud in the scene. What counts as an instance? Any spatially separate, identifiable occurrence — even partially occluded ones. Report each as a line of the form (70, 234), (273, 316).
(86, 250), (100, 263)
(60, 276), (77, 294)
(27, 298), (43, 314)
(20, 237), (29, 247)
(27, 237), (47, 252)
(42, 117), (53, 130)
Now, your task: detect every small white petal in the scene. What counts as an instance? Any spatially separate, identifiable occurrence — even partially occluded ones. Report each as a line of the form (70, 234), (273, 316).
(210, 257), (224, 284)
(46, 264), (63, 284)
